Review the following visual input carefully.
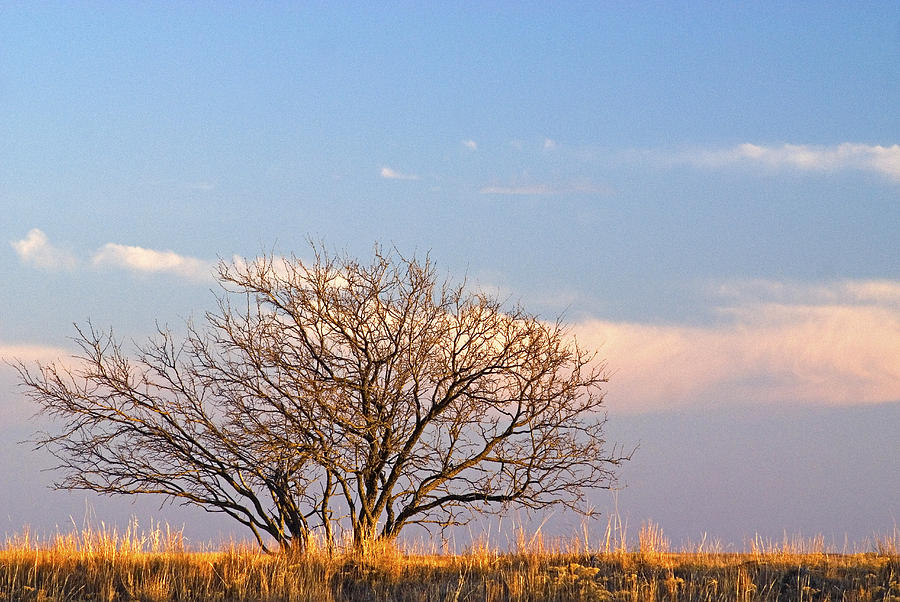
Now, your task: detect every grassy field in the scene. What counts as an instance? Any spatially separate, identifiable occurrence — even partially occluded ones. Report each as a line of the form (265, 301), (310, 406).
(1, 522), (897, 601)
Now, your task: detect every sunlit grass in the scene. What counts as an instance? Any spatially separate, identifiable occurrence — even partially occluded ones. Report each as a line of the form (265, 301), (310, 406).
(1, 520), (897, 601)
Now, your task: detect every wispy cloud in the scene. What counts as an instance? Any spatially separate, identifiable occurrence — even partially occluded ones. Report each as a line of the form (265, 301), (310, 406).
(92, 243), (215, 281)
(462, 139), (477, 151)
(380, 166), (419, 180)
(10, 229), (78, 270)
(543, 138), (558, 151)
(480, 180), (610, 196)
(574, 279), (900, 413)
(680, 142), (900, 181)
(479, 184), (556, 195)
(714, 278), (900, 308)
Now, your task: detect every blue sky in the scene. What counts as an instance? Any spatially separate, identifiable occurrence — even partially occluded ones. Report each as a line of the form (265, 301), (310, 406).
(1, 3), (898, 548)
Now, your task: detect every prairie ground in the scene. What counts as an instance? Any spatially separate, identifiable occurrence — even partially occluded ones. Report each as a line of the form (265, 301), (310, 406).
(1, 522), (897, 601)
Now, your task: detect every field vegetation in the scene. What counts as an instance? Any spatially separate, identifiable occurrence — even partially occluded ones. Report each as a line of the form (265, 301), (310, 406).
(1, 521), (897, 601)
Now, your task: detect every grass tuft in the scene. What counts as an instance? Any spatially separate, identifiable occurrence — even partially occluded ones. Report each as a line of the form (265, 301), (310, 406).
(1, 521), (897, 601)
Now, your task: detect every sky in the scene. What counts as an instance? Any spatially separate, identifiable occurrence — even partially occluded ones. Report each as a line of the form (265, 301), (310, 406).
(1, 3), (898, 550)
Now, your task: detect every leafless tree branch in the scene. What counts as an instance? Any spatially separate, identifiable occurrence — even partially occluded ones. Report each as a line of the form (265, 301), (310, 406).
(16, 244), (629, 551)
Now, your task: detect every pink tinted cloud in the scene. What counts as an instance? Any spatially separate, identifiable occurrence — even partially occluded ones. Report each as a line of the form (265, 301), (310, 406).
(0, 342), (71, 422)
(573, 280), (900, 413)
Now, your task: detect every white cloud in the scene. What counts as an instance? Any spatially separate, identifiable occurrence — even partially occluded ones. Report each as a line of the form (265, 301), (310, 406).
(683, 142), (900, 181)
(227, 254), (307, 284)
(462, 140), (478, 151)
(92, 243), (215, 282)
(380, 166), (419, 180)
(543, 138), (558, 151)
(10, 229), (78, 270)
(14, 229), (219, 282)
(574, 279), (900, 413)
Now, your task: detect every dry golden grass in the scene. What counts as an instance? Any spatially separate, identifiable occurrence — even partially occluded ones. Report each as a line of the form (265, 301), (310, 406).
(1, 520), (897, 601)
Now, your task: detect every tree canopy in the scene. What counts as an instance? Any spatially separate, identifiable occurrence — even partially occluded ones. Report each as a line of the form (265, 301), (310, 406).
(18, 246), (627, 551)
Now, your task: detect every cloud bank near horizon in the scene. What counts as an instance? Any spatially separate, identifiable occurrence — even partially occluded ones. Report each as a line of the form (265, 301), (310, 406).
(577, 278), (900, 413)
(10, 230), (899, 414)
(0, 342), (69, 365)
(0, 342), (73, 422)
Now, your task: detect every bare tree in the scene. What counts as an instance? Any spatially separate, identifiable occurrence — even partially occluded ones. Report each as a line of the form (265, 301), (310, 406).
(17, 246), (628, 551)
